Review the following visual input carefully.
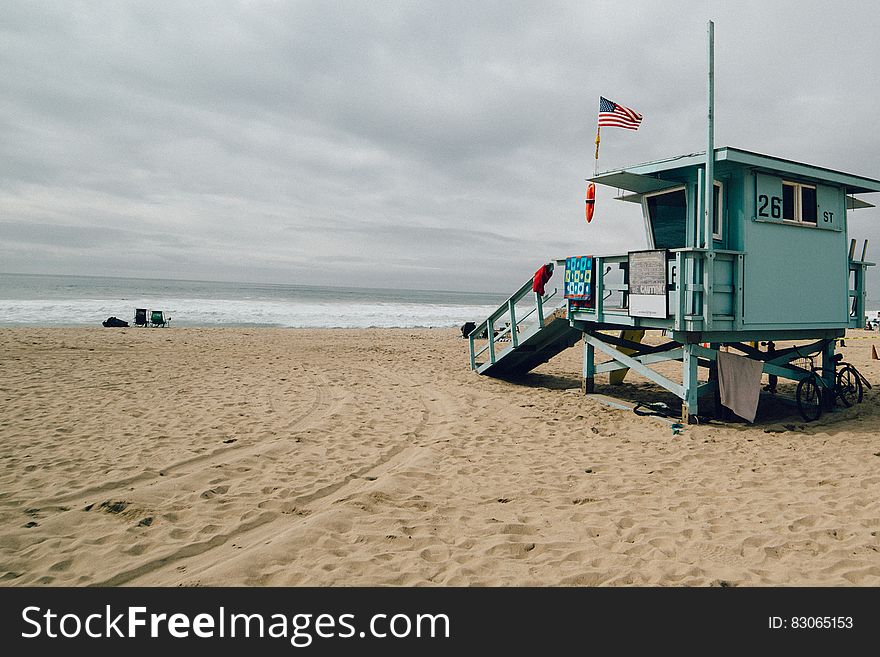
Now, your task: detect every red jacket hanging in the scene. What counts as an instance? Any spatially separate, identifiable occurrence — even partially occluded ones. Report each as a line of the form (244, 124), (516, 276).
(532, 263), (553, 296)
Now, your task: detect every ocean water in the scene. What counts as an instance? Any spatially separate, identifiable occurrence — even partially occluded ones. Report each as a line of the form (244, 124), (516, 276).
(0, 273), (505, 328)
(2, 273), (876, 329)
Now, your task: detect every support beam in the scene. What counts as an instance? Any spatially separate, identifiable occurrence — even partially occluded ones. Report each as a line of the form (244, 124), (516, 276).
(582, 336), (595, 393)
(594, 347), (684, 374)
(487, 318), (495, 364)
(682, 343), (700, 422)
(690, 342), (823, 382)
(726, 339), (828, 363)
(820, 339), (836, 393)
(507, 299), (518, 348)
(697, 380), (717, 396)
(708, 342), (721, 418)
(675, 251), (685, 331)
(588, 332), (679, 356)
(583, 333), (686, 399)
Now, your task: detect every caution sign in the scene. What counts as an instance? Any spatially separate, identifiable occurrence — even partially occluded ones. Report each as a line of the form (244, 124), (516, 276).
(628, 249), (668, 319)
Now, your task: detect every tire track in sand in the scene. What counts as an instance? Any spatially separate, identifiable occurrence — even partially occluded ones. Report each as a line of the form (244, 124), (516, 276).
(117, 362), (461, 585)
(31, 368), (339, 508)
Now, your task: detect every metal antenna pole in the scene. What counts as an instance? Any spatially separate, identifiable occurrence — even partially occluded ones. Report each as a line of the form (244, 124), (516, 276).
(701, 20), (716, 334)
(705, 20), (715, 250)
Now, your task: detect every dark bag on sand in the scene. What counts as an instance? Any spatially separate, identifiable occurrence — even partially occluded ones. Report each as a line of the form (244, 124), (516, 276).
(102, 316), (129, 327)
(460, 321), (476, 338)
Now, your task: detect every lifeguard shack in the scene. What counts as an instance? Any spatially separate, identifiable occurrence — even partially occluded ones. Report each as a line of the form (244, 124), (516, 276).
(468, 21), (880, 423)
(468, 146), (879, 421)
(469, 21), (880, 422)
(469, 146), (879, 421)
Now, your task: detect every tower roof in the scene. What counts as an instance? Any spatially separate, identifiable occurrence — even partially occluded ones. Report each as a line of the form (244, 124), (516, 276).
(590, 147), (880, 196)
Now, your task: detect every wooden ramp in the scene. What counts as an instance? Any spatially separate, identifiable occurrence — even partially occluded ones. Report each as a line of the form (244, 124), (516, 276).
(476, 307), (581, 378)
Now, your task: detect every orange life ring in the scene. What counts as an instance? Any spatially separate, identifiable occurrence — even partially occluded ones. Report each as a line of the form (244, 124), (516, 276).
(585, 182), (596, 223)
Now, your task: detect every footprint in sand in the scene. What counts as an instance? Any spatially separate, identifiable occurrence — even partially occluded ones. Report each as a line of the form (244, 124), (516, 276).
(486, 541), (538, 558)
(100, 501), (129, 514)
(200, 486), (229, 499)
(419, 546), (450, 563)
(496, 523), (537, 536)
(788, 515), (819, 531)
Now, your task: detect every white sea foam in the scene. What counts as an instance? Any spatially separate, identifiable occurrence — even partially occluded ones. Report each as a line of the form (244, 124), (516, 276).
(0, 297), (500, 328)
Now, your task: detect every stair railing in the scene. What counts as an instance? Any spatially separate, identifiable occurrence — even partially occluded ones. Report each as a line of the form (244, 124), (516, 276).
(468, 262), (563, 370)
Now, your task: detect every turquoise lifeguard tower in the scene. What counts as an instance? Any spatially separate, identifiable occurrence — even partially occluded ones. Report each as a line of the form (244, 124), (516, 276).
(468, 23), (879, 422)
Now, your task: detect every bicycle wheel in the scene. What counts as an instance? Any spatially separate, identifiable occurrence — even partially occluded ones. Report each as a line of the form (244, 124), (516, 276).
(836, 364), (863, 406)
(796, 374), (823, 422)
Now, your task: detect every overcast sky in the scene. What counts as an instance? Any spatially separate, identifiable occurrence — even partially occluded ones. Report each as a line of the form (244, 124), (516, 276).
(2, 0), (880, 293)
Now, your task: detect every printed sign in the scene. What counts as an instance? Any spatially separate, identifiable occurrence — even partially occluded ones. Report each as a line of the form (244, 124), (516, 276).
(628, 250), (668, 318)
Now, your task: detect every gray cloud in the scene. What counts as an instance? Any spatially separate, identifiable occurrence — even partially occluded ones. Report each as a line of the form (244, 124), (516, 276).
(2, 0), (879, 296)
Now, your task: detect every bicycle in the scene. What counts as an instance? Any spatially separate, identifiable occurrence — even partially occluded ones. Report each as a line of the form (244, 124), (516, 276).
(795, 352), (868, 422)
(835, 357), (871, 405)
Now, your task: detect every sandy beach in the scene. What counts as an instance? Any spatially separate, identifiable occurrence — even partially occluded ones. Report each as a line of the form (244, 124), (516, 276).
(1, 327), (878, 586)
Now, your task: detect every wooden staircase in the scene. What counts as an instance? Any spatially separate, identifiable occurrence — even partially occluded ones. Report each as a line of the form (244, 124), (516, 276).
(469, 264), (581, 378)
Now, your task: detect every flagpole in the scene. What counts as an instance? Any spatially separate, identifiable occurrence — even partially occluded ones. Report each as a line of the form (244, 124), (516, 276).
(705, 20), (714, 251)
(594, 125), (600, 176)
(703, 20), (715, 332)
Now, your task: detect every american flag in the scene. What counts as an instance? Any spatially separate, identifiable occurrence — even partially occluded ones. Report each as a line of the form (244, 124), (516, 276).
(598, 96), (642, 130)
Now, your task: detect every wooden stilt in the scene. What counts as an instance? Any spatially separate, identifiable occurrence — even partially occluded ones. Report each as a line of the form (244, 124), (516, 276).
(582, 336), (595, 394)
(682, 343), (699, 423)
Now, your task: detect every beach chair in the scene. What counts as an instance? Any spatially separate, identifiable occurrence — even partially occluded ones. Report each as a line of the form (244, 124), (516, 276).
(150, 310), (170, 327)
(134, 308), (149, 327)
